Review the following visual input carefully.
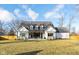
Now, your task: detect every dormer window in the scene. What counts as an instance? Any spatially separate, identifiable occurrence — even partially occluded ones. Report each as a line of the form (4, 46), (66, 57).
(40, 25), (43, 30)
(30, 25), (33, 30)
(35, 25), (38, 30)
(43, 26), (47, 30)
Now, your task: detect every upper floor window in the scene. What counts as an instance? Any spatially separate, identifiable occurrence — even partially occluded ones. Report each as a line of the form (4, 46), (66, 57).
(43, 26), (47, 30)
(40, 25), (43, 30)
(35, 25), (38, 30)
(30, 25), (33, 30)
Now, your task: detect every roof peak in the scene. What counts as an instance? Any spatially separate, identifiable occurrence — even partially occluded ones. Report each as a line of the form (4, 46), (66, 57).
(22, 21), (52, 22)
(21, 21), (52, 25)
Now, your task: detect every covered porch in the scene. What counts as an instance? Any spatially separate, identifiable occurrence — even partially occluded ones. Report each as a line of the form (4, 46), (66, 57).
(29, 31), (44, 39)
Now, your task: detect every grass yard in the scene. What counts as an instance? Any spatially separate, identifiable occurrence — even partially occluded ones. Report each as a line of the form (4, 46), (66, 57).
(0, 39), (79, 55)
(70, 35), (79, 40)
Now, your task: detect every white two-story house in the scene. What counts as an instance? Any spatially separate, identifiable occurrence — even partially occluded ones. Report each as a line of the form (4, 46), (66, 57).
(16, 21), (69, 40)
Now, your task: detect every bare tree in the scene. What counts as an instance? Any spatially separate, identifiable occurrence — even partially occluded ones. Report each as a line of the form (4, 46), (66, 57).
(0, 20), (5, 34)
(0, 20), (3, 30)
(58, 13), (64, 28)
(68, 5), (79, 37)
(72, 27), (76, 33)
(69, 15), (74, 34)
(59, 15), (64, 27)
(8, 19), (23, 38)
(8, 28), (15, 35)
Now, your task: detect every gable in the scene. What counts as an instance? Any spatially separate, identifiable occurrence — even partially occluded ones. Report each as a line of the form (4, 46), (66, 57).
(46, 26), (56, 33)
(19, 26), (29, 32)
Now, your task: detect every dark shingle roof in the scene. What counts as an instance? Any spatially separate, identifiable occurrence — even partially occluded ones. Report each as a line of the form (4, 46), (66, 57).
(20, 21), (54, 31)
(55, 27), (69, 33)
(21, 21), (53, 25)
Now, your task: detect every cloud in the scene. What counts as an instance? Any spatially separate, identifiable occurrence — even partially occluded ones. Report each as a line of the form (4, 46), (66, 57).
(44, 4), (64, 19)
(14, 6), (39, 21)
(21, 5), (28, 10)
(27, 8), (39, 21)
(53, 13), (64, 19)
(14, 8), (29, 20)
(53, 4), (64, 12)
(0, 8), (15, 22)
(14, 8), (21, 17)
(44, 12), (53, 19)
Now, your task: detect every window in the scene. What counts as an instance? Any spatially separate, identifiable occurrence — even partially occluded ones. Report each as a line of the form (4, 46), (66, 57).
(40, 25), (43, 30)
(35, 25), (38, 30)
(30, 25), (33, 30)
(43, 26), (47, 30)
(48, 33), (53, 36)
(20, 32), (25, 37)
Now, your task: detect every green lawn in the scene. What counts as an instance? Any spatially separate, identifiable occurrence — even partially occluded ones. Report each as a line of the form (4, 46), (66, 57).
(0, 39), (79, 55)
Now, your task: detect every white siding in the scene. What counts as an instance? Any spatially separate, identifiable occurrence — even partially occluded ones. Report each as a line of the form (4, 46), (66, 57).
(48, 36), (54, 39)
(17, 32), (20, 37)
(19, 26), (28, 32)
(45, 26), (56, 39)
(43, 31), (48, 39)
(17, 26), (29, 40)
(25, 32), (29, 39)
(46, 26), (56, 33)
(55, 33), (69, 39)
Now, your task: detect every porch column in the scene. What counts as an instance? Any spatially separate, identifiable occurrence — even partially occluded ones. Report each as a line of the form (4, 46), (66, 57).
(40, 32), (41, 38)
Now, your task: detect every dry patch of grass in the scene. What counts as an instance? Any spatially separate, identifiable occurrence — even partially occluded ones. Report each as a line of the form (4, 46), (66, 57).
(0, 36), (17, 40)
(0, 40), (79, 55)
(70, 35), (79, 40)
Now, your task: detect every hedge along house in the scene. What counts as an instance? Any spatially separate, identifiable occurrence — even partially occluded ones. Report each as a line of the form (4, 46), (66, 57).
(16, 21), (69, 40)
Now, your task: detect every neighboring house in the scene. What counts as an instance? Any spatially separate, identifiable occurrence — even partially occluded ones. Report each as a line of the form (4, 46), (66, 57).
(16, 21), (69, 40)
